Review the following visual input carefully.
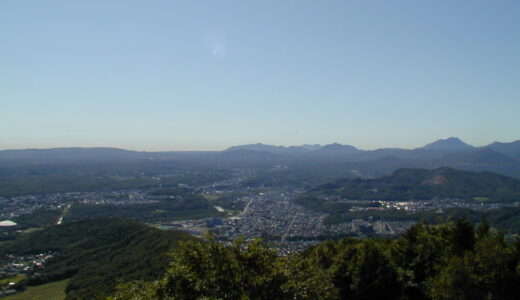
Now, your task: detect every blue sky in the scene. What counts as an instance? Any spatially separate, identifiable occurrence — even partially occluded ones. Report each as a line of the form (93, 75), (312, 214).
(1, 1), (519, 151)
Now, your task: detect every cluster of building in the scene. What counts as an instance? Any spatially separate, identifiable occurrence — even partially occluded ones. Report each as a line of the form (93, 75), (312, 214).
(0, 253), (55, 297)
(0, 253), (54, 279)
(318, 196), (518, 213)
(163, 187), (419, 254)
(168, 180), (520, 254)
(0, 189), (160, 221)
(213, 189), (324, 240)
(327, 219), (416, 236)
(72, 189), (157, 206)
(3, 170), (519, 257)
(0, 194), (64, 220)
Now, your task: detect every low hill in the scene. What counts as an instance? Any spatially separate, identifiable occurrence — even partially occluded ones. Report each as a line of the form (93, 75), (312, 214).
(310, 167), (520, 202)
(0, 218), (197, 300)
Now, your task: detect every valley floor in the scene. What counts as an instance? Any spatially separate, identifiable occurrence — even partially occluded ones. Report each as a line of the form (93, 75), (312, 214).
(3, 279), (68, 300)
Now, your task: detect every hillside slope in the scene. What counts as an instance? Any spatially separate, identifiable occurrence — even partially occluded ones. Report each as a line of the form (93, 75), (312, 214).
(311, 167), (520, 202)
(0, 218), (197, 299)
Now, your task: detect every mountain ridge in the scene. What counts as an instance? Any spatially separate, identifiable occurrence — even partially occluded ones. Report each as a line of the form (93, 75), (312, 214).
(2, 137), (519, 155)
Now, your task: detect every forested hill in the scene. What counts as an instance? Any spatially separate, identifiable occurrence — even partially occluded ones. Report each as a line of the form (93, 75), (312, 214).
(112, 219), (520, 300)
(0, 218), (197, 299)
(311, 167), (520, 202)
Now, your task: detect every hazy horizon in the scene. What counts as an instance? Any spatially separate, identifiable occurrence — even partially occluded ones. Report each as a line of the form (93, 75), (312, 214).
(2, 1), (519, 151)
(0, 136), (518, 152)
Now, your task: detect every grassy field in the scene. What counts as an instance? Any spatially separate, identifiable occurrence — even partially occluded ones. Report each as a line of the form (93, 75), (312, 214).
(22, 227), (42, 234)
(0, 275), (26, 285)
(4, 279), (68, 300)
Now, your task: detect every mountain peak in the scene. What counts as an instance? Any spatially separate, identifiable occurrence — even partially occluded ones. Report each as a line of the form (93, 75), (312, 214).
(317, 143), (359, 153)
(421, 137), (473, 150)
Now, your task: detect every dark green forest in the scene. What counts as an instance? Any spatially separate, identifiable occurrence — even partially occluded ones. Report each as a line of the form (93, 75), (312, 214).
(2, 218), (520, 299)
(0, 218), (196, 299)
(113, 219), (520, 300)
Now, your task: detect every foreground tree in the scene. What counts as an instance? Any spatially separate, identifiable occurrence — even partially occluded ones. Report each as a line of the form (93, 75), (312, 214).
(112, 236), (289, 300)
(111, 219), (520, 300)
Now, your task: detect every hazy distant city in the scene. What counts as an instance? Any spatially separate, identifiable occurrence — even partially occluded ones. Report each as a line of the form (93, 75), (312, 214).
(3, 139), (519, 255)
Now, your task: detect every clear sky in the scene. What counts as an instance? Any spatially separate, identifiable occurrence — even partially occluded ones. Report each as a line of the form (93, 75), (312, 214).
(1, 1), (519, 151)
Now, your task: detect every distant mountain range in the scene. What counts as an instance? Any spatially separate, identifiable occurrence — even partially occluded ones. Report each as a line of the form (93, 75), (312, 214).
(1, 138), (519, 180)
(1, 137), (518, 158)
(224, 138), (520, 180)
(226, 137), (520, 155)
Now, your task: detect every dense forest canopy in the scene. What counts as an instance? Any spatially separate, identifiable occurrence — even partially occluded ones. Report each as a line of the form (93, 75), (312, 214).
(113, 219), (520, 300)
(0, 218), (196, 299)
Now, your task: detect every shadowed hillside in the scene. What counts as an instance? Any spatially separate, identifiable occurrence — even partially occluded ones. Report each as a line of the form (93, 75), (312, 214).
(309, 167), (520, 202)
(0, 218), (197, 300)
